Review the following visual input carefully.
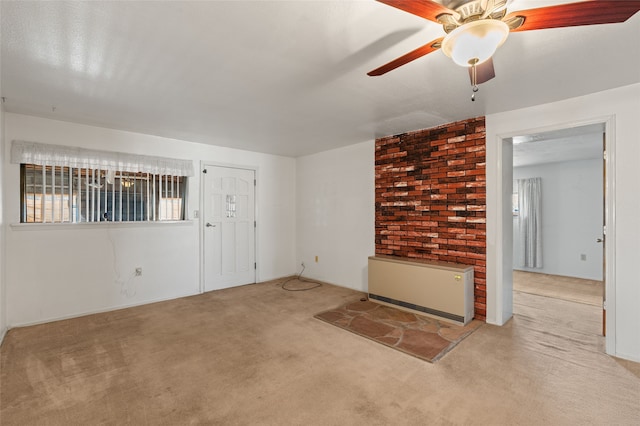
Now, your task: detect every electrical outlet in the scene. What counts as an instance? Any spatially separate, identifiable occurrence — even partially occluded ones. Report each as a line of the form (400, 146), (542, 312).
(315, 256), (318, 263)
(580, 254), (587, 261)
(135, 267), (143, 276)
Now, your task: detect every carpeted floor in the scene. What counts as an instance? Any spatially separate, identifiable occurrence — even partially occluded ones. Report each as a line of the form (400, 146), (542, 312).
(1, 277), (639, 425)
(315, 300), (482, 362)
(513, 270), (603, 306)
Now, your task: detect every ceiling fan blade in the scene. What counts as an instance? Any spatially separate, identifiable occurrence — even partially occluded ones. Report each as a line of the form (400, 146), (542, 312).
(368, 37), (444, 76)
(506, 0), (640, 32)
(375, 0), (456, 23)
(469, 58), (496, 85)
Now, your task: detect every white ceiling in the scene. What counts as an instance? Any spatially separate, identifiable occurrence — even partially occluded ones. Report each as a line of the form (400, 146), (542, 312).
(511, 123), (604, 167)
(2, 1), (639, 157)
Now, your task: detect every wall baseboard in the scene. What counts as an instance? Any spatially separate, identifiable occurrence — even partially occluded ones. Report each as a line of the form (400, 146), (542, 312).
(9, 291), (199, 329)
(614, 352), (640, 364)
(0, 327), (7, 347)
(7, 277), (304, 330)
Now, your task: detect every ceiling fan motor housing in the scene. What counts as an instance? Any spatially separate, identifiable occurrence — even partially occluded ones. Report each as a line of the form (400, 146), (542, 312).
(437, 0), (511, 32)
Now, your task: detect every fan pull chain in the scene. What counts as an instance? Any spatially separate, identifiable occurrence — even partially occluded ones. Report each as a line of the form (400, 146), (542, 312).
(470, 59), (479, 102)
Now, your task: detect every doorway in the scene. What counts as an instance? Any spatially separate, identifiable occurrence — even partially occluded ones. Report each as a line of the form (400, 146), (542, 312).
(202, 164), (256, 291)
(508, 123), (606, 335)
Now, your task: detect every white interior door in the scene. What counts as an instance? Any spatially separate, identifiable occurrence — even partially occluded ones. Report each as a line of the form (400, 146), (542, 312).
(203, 165), (256, 291)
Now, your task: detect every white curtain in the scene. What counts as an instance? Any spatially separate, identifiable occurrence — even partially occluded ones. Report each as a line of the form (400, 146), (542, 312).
(10, 140), (194, 176)
(517, 177), (542, 268)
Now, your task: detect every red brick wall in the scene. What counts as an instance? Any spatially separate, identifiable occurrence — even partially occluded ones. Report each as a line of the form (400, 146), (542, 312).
(375, 117), (487, 320)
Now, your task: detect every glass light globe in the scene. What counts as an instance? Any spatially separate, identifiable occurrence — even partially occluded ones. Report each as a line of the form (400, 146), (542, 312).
(441, 20), (510, 66)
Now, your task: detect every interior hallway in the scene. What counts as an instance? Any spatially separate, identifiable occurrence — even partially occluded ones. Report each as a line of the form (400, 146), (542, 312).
(1, 278), (639, 425)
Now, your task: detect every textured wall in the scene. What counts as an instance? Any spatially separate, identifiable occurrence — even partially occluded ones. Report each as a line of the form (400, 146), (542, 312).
(375, 117), (487, 319)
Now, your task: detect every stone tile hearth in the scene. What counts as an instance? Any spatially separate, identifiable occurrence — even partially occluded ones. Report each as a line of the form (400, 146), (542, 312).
(315, 300), (482, 362)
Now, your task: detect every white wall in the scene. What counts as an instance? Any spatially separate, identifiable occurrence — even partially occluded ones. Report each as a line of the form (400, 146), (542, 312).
(296, 140), (375, 292)
(4, 113), (296, 327)
(513, 159), (603, 280)
(486, 83), (640, 362)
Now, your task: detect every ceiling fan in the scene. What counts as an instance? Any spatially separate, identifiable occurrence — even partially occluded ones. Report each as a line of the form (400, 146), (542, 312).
(368, 0), (640, 99)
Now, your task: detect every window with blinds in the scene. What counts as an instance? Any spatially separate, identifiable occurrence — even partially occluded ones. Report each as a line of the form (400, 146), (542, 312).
(20, 164), (187, 223)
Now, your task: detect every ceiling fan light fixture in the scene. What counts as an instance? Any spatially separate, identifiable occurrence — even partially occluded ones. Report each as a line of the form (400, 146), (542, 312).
(441, 19), (509, 66)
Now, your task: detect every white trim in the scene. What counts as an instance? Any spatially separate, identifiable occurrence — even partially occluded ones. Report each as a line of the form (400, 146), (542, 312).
(490, 115), (615, 353)
(603, 116), (616, 354)
(251, 166), (261, 283)
(199, 161), (205, 294)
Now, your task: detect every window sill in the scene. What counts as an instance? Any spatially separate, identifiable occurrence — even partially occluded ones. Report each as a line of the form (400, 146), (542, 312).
(10, 220), (195, 231)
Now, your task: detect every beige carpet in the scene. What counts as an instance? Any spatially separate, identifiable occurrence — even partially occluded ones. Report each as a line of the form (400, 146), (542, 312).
(1, 277), (639, 425)
(513, 270), (603, 306)
(315, 300), (482, 362)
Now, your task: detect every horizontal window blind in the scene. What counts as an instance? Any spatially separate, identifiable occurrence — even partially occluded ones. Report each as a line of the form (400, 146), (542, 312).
(21, 165), (186, 223)
(15, 141), (191, 224)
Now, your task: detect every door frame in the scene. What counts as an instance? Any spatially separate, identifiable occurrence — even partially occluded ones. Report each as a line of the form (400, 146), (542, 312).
(488, 115), (616, 354)
(198, 161), (259, 294)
